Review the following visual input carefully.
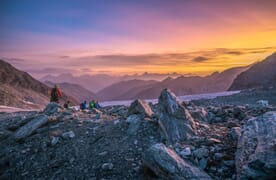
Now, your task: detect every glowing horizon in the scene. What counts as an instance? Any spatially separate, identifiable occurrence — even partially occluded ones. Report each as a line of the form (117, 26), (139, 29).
(1, 0), (276, 78)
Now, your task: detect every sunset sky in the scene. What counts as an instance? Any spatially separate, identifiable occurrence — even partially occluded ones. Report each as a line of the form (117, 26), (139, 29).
(1, 0), (276, 78)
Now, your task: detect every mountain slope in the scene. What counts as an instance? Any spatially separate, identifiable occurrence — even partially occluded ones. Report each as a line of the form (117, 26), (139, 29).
(96, 66), (248, 101)
(0, 60), (77, 109)
(96, 79), (158, 101)
(229, 52), (276, 90)
(44, 81), (97, 103)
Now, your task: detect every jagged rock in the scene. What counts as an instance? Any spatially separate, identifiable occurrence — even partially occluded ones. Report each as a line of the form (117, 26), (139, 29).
(190, 107), (208, 122)
(143, 143), (212, 180)
(158, 89), (196, 145)
(43, 102), (60, 115)
(236, 111), (276, 179)
(229, 127), (241, 141)
(14, 114), (49, 141)
(126, 115), (142, 135)
(127, 99), (153, 117)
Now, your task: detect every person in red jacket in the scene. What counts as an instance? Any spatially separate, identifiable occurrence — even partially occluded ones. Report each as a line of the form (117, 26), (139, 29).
(50, 84), (62, 103)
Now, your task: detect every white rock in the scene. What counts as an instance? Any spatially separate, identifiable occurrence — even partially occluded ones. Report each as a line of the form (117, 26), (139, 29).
(180, 147), (192, 156)
(62, 131), (75, 139)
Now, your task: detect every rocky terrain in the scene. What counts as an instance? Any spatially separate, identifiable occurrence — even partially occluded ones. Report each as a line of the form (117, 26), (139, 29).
(1, 89), (275, 179)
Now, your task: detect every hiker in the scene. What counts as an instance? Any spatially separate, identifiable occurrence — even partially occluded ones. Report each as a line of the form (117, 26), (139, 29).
(50, 84), (62, 103)
(94, 100), (102, 109)
(89, 100), (95, 109)
(64, 100), (71, 109)
(80, 100), (87, 110)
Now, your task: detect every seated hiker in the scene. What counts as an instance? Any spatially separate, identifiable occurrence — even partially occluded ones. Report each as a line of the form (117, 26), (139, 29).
(50, 84), (62, 103)
(80, 100), (87, 110)
(94, 100), (102, 109)
(64, 100), (71, 109)
(89, 100), (95, 109)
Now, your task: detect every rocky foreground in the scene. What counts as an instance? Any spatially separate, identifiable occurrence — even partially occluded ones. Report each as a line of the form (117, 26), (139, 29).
(0, 89), (276, 180)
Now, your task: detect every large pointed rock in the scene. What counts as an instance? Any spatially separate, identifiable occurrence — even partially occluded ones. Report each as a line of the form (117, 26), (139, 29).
(158, 89), (196, 144)
(127, 99), (153, 118)
(235, 111), (276, 179)
(14, 114), (49, 141)
(143, 143), (212, 180)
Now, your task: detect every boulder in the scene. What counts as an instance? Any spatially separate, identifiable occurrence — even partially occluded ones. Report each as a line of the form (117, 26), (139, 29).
(158, 89), (196, 145)
(126, 115), (142, 135)
(14, 114), (49, 141)
(127, 99), (153, 117)
(43, 102), (60, 115)
(143, 143), (212, 180)
(235, 111), (276, 179)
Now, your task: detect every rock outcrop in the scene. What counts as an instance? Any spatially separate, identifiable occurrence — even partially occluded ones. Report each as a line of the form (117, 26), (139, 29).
(235, 111), (276, 179)
(127, 99), (153, 118)
(158, 89), (196, 145)
(143, 143), (212, 180)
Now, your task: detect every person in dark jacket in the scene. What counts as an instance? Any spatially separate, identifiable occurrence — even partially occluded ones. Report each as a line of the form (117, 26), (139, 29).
(50, 84), (62, 103)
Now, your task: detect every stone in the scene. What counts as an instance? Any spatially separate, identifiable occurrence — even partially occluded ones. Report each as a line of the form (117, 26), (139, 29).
(229, 127), (241, 141)
(199, 158), (208, 170)
(256, 100), (269, 107)
(190, 107), (208, 122)
(143, 143), (212, 180)
(98, 151), (108, 156)
(14, 115), (49, 141)
(113, 120), (120, 125)
(180, 147), (192, 157)
(62, 131), (75, 139)
(43, 102), (60, 115)
(193, 147), (209, 159)
(50, 136), (59, 146)
(235, 111), (276, 179)
(101, 163), (113, 170)
(126, 115), (142, 135)
(206, 112), (216, 123)
(158, 89), (196, 145)
(233, 106), (246, 120)
(127, 99), (153, 117)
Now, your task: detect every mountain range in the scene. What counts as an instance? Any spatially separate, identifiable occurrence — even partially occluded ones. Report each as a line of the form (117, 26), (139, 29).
(0, 60), (77, 109)
(229, 52), (276, 90)
(96, 66), (248, 101)
(40, 72), (182, 93)
(1, 52), (275, 108)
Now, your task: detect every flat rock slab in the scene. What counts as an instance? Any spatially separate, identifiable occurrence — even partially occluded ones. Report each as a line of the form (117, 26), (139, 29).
(143, 143), (212, 180)
(14, 114), (49, 141)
